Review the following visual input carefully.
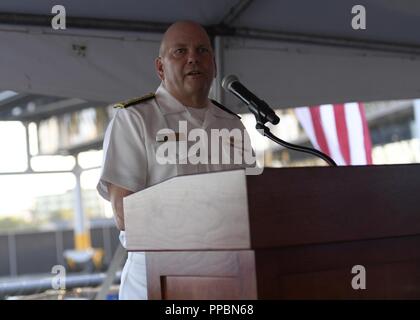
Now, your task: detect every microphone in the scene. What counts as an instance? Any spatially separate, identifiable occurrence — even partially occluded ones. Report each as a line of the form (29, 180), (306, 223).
(221, 75), (280, 125)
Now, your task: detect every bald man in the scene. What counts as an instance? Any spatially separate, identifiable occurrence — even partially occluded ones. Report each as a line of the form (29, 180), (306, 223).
(97, 21), (252, 299)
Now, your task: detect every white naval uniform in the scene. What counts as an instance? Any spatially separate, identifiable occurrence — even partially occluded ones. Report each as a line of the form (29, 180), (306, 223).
(97, 84), (250, 300)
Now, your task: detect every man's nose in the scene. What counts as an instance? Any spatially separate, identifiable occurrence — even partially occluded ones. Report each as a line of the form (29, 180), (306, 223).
(187, 50), (199, 64)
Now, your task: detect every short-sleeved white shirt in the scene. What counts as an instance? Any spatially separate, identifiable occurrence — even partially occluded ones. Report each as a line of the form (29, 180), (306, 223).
(97, 84), (250, 299)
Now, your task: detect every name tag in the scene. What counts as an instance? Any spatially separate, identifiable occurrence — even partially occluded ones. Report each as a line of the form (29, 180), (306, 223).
(156, 132), (186, 142)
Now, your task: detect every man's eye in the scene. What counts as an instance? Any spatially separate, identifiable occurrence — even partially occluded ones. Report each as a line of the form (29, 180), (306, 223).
(174, 48), (186, 54)
(198, 47), (209, 53)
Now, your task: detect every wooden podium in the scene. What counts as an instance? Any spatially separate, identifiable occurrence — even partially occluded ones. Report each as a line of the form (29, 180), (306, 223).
(124, 165), (420, 299)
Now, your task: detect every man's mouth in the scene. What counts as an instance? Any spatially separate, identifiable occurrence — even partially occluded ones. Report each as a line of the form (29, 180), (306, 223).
(186, 70), (202, 76)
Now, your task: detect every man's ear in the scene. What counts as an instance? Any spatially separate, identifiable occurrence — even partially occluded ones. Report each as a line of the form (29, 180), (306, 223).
(155, 57), (164, 81)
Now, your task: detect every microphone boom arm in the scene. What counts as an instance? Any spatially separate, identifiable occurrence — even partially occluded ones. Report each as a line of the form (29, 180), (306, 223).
(251, 104), (337, 166)
(248, 97), (337, 166)
(255, 122), (337, 167)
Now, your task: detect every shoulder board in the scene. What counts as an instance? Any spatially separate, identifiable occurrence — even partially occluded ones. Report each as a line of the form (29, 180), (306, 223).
(210, 99), (241, 119)
(113, 92), (155, 109)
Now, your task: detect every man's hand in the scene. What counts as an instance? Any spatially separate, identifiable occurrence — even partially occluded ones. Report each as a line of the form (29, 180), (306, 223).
(108, 183), (134, 231)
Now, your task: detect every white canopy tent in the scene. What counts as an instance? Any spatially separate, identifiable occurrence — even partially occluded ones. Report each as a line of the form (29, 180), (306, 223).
(1, 1), (420, 285)
(1, 0), (420, 112)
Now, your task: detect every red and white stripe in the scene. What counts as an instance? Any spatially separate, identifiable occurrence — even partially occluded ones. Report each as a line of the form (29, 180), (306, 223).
(295, 103), (372, 165)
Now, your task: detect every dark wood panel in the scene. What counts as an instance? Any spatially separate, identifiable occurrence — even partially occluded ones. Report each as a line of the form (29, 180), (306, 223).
(162, 276), (241, 300)
(256, 234), (420, 275)
(254, 234), (420, 299)
(246, 165), (420, 248)
(264, 261), (420, 299)
(146, 250), (257, 300)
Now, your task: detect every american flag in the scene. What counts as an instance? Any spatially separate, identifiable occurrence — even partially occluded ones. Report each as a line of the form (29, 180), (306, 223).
(295, 103), (373, 165)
